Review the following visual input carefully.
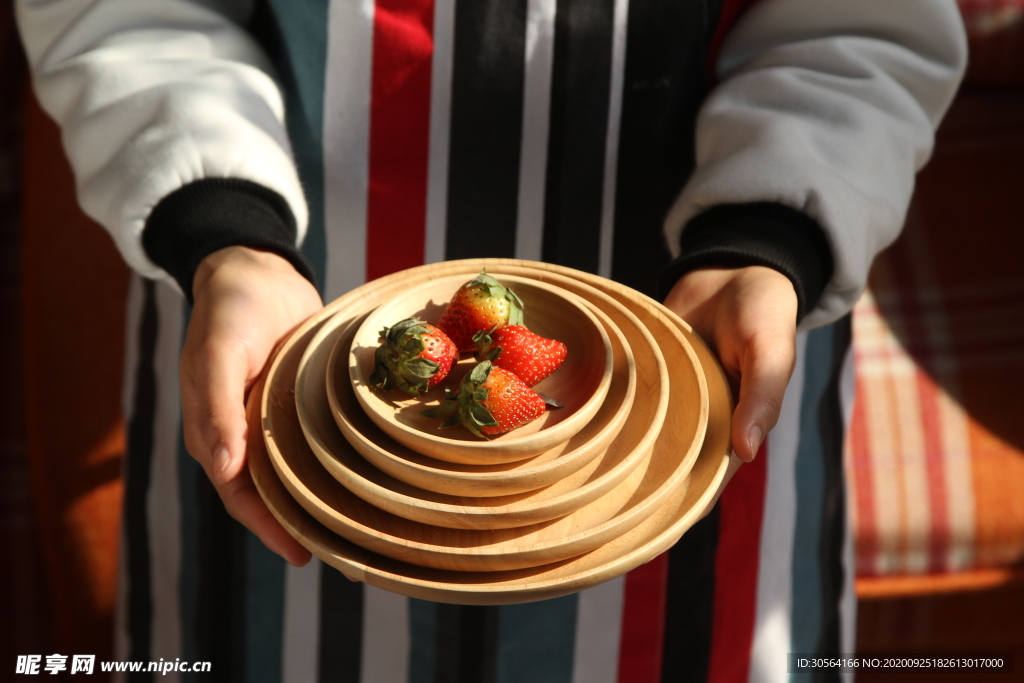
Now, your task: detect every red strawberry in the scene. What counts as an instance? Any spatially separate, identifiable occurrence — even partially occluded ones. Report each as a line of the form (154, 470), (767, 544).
(436, 270), (524, 351)
(368, 318), (458, 396)
(421, 361), (547, 437)
(473, 325), (567, 387)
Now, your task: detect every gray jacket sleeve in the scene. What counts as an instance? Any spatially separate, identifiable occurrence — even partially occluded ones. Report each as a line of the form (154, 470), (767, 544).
(665, 0), (967, 328)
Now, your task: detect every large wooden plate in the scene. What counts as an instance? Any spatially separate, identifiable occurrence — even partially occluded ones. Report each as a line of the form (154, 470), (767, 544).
(251, 259), (736, 601)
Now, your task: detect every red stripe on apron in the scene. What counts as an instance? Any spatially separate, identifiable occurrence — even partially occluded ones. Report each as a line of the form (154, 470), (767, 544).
(916, 372), (951, 572)
(888, 258), (951, 574)
(707, 441), (768, 683)
(366, 0), (435, 280)
(616, 552), (669, 683)
(848, 385), (880, 576)
(707, 0), (765, 79)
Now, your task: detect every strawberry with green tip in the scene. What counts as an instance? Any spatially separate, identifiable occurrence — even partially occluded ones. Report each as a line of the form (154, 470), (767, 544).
(421, 361), (547, 438)
(368, 317), (458, 396)
(436, 270), (525, 351)
(473, 325), (567, 387)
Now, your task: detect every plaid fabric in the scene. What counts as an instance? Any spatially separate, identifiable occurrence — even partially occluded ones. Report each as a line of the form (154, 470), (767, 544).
(845, 80), (1024, 580)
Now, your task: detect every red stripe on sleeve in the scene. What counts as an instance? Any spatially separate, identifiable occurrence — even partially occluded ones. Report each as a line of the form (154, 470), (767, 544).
(366, 0), (434, 280)
(707, 442), (768, 683)
(616, 551), (669, 683)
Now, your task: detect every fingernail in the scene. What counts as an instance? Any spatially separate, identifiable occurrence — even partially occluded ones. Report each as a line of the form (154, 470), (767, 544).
(213, 446), (231, 478)
(747, 425), (764, 460)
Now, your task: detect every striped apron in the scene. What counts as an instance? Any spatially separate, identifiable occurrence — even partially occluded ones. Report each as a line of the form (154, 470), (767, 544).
(115, 1), (856, 680)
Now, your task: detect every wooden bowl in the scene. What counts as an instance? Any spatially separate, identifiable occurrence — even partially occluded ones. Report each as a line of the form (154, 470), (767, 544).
(325, 293), (643, 499)
(249, 259), (736, 602)
(266, 309), (676, 572)
(297, 302), (652, 530)
(347, 274), (614, 464)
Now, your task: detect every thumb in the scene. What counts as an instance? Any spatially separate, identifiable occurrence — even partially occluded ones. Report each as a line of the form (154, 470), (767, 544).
(181, 339), (250, 485)
(731, 331), (795, 462)
(181, 337), (312, 567)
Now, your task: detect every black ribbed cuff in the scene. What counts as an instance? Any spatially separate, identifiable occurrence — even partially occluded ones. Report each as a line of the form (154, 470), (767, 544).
(142, 178), (316, 302)
(661, 202), (834, 322)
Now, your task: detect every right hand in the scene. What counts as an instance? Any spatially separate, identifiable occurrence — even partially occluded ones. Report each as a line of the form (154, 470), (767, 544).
(180, 246), (322, 566)
(663, 266), (799, 463)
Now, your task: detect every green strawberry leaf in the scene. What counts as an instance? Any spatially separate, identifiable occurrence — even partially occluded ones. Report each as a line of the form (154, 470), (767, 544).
(537, 392), (564, 409)
(402, 358), (440, 379)
(468, 402), (497, 427)
(467, 360), (492, 385)
(421, 401), (458, 420)
(438, 413), (463, 429)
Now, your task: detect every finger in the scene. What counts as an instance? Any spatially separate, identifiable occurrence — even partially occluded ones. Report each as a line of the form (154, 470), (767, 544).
(180, 337), (309, 566)
(217, 467), (312, 567)
(731, 330), (795, 462)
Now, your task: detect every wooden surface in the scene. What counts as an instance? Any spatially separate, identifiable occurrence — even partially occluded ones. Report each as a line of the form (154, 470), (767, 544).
(347, 274), (614, 463)
(326, 298), (638, 498)
(250, 259), (733, 602)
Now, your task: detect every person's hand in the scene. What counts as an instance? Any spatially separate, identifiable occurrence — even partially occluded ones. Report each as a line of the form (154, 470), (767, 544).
(664, 266), (799, 462)
(180, 246), (322, 566)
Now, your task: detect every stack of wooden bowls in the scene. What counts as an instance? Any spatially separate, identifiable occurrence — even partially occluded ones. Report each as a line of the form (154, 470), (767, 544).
(248, 258), (737, 605)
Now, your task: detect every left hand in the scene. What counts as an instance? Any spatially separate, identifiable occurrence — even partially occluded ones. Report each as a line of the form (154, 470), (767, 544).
(663, 266), (799, 462)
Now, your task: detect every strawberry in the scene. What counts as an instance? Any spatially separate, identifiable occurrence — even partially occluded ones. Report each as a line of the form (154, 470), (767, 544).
(473, 325), (567, 387)
(421, 361), (547, 438)
(436, 270), (525, 351)
(368, 318), (458, 396)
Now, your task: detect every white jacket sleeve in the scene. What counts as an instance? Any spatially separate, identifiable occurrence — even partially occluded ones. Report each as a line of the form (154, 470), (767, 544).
(665, 0), (967, 328)
(15, 0), (309, 286)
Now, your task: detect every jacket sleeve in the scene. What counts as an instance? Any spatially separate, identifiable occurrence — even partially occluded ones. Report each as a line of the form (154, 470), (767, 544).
(15, 0), (310, 294)
(665, 0), (967, 328)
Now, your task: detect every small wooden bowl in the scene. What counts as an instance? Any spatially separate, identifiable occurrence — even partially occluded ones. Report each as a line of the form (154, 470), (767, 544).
(347, 274), (613, 464)
(325, 294), (641, 499)
(299, 304), (651, 530)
